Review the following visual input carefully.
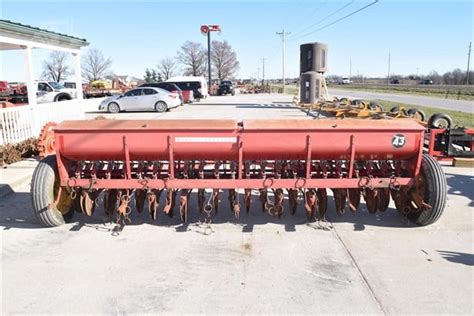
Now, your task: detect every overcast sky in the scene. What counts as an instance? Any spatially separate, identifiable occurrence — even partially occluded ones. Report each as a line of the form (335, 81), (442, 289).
(0, 0), (472, 82)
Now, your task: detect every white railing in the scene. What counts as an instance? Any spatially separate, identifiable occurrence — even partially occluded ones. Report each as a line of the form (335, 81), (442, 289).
(0, 98), (103, 145)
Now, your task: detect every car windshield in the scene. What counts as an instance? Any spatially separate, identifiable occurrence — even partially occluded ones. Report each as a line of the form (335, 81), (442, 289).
(49, 82), (65, 89)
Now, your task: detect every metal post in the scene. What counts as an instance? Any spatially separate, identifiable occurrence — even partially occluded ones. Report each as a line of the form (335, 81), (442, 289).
(262, 57), (266, 85)
(467, 41), (471, 85)
(207, 31), (212, 89)
(387, 52), (391, 85)
(282, 32), (285, 93)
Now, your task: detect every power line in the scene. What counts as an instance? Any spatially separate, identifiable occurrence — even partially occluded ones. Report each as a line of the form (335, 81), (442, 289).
(290, 0), (379, 42)
(290, 0), (354, 38)
(289, 0), (329, 35)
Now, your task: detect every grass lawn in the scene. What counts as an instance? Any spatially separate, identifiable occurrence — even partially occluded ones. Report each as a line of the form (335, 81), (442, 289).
(375, 100), (473, 128)
(329, 84), (474, 101)
(269, 84), (472, 127)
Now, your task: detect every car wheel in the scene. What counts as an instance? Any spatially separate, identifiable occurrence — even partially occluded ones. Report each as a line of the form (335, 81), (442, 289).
(155, 101), (167, 113)
(55, 93), (71, 102)
(108, 102), (120, 113)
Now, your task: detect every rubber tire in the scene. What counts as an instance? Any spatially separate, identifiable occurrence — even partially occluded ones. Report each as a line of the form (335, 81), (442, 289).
(155, 101), (167, 113)
(108, 102), (120, 113)
(407, 108), (426, 121)
(390, 106), (400, 113)
(369, 102), (384, 111)
(408, 154), (447, 226)
(31, 155), (73, 227)
(428, 113), (453, 129)
(55, 93), (71, 102)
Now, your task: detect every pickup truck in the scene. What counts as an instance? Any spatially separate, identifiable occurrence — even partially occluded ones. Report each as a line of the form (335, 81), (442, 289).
(36, 81), (76, 103)
(8, 81), (76, 104)
(216, 81), (235, 96)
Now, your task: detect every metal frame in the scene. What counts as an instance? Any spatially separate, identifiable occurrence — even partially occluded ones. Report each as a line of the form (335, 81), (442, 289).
(426, 128), (474, 160)
(54, 120), (424, 192)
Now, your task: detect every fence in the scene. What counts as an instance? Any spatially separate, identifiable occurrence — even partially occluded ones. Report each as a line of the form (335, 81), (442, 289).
(0, 98), (103, 145)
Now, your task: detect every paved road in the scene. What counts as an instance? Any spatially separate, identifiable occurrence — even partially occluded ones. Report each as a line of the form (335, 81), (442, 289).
(2, 94), (473, 314)
(86, 93), (299, 120)
(329, 88), (473, 113)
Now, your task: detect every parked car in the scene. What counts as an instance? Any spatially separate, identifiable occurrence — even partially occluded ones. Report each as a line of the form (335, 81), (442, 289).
(166, 76), (208, 100)
(98, 87), (180, 113)
(139, 82), (183, 105)
(390, 79), (400, 84)
(420, 79), (433, 85)
(340, 77), (352, 84)
(217, 82), (235, 96)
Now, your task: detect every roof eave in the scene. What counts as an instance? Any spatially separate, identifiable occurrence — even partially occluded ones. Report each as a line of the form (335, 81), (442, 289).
(0, 20), (89, 48)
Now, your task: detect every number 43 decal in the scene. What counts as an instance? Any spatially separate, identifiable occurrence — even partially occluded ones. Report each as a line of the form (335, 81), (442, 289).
(392, 134), (406, 148)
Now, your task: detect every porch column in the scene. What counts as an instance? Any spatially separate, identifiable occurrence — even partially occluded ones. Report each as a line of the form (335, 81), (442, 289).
(23, 45), (36, 106)
(72, 51), (83, 100)
(23, 45), (39, 134)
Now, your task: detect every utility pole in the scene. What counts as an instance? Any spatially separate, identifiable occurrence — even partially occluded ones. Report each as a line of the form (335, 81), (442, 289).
(200, 25), (221, 89)
(276, 29), (291, 93)
(207, 31), (211, 88)
(387, 52), (391, 85)
(261, 57), (266, 85)
(349, 59), (352, 81)
(467, 41), (471, 85)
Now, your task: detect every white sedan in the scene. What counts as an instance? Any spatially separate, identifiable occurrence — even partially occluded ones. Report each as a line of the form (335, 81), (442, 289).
(99, 87), (181, 113)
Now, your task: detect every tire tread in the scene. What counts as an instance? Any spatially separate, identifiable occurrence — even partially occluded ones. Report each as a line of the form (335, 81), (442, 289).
(31, 155), (65, 227)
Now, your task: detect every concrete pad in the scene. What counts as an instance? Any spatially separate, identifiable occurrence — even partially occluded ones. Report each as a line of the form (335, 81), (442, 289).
(1, 187), (382, 314)
(0, 158), (37, 198)
(85, 94), (302, 121)
(331, 166), (474, 314)
(1, 94), (472, 314)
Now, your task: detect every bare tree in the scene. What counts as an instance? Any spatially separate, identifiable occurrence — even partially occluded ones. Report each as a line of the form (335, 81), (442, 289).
(41, 51), (72, 82)
(451, 68), (465, 85)
(428, 70), (442, 84)
(82, 48), (112, 82)
(211, 40), (239, 80)
(157, 57), (177, 80)
(177, 41), (207, 76)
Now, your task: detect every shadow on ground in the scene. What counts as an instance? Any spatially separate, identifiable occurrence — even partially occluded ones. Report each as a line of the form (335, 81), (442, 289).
(3, 167), (469, 232)
(437, 250), (474, 266)
(444, 170), (474, 207)
(1, 189), (416, 233)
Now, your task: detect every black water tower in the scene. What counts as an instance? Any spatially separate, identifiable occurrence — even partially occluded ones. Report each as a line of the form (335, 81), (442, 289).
(300, 42), (328, 74)
(300, 42), (328, 103)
